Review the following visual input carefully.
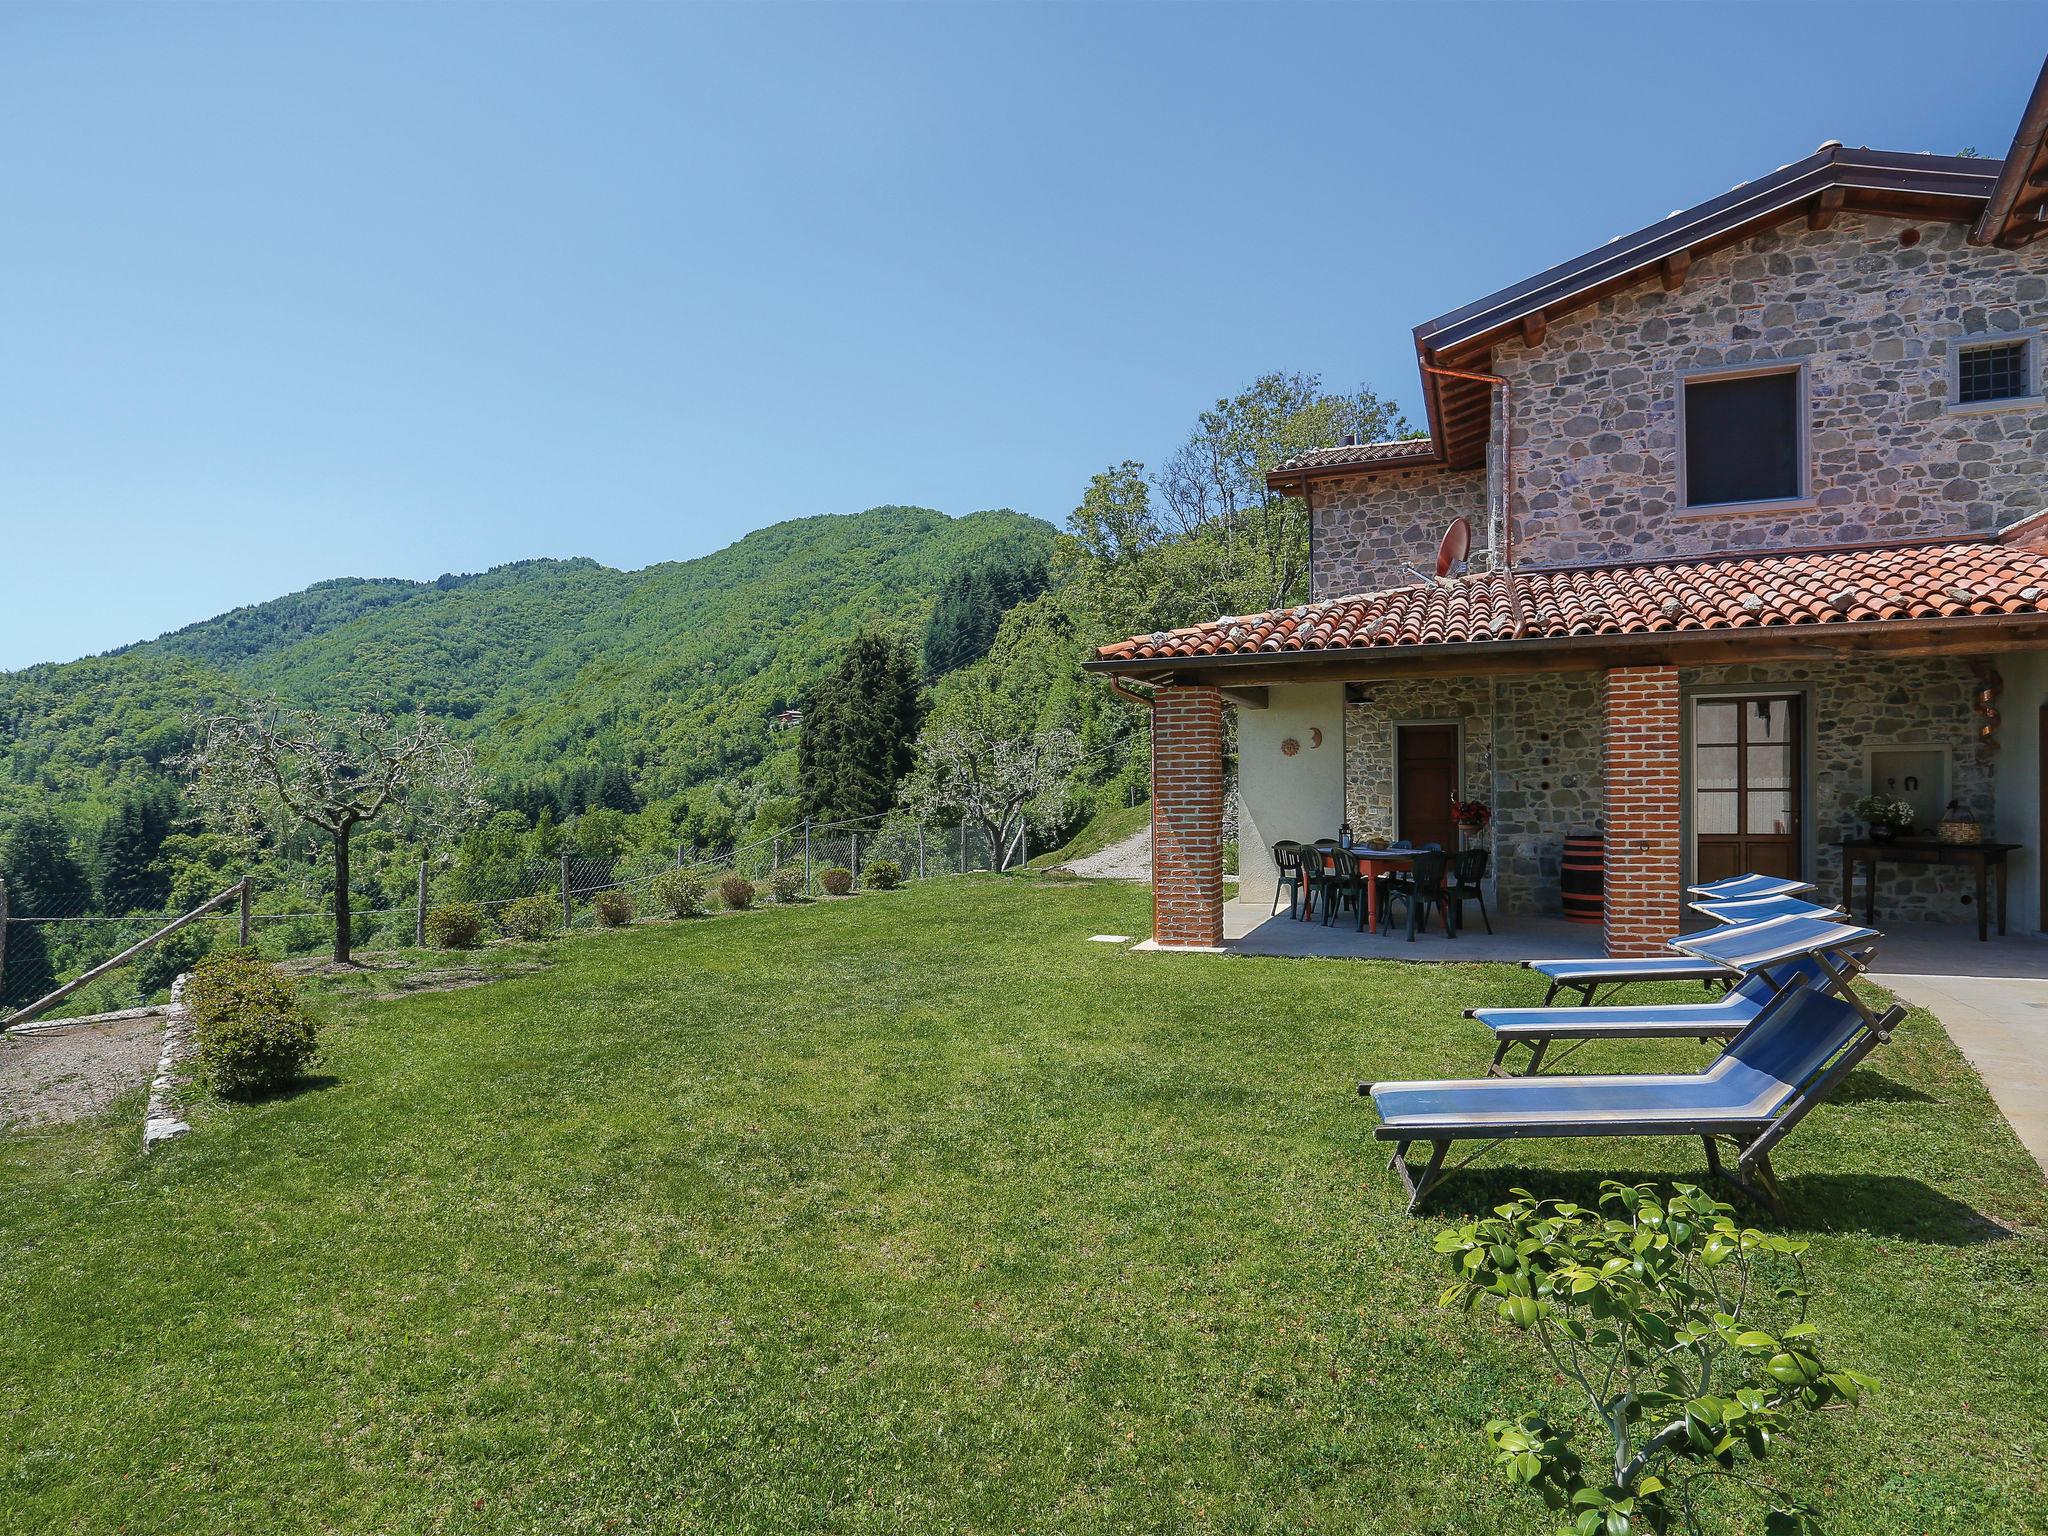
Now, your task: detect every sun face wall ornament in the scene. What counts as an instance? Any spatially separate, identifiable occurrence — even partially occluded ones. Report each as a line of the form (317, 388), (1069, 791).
(1281, 738), (1299, 757)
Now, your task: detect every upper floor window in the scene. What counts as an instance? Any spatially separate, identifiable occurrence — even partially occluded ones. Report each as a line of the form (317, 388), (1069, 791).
(1680, 364), (1807, 510)
(1953, 334), (2038, 409)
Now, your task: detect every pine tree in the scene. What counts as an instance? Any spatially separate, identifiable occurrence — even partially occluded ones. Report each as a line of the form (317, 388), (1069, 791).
(0, 808), (88, 1009)
(94, 783), (178, 914)
(799, 629), (922, 824)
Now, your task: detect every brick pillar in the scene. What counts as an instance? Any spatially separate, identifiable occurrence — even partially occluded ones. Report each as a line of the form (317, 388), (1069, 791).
(1151, 685), (1225, 948)
(1602, 666), (1682, 957)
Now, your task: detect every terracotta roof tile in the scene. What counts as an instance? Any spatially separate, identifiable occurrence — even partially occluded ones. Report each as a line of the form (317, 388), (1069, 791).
(1094, 540), (2048, 664)
(1267, 438), (1439, 475)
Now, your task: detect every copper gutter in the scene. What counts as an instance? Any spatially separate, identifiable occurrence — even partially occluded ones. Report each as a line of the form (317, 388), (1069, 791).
(1972, 57), (2048, 247)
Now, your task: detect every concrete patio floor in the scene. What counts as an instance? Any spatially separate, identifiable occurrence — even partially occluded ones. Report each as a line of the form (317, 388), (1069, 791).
(1206, 898), (2048, 1176)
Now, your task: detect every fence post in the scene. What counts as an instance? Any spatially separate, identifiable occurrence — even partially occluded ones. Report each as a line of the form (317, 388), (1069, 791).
(917, 825), (925, 880)
(851, 833), (860, 886)
(415, 860), (429, 948)
(772, 834), (780, 871)
(960, 821), (968, 872)
(677, 841), (686, 869)
(803, 819), (812, 894)
(560, 854), (573, 929)
(239, 876), (253, 947)
(0, 878), (9, 1002)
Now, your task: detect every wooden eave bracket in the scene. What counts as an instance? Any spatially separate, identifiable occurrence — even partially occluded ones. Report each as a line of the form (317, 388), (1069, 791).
(1219, 686), (1270, 710)
(1660, 250), (1691, 292)
(1808, 187), (1845, 231)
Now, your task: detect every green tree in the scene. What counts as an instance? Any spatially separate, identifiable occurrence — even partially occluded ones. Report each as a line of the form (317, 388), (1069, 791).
(0, 808), (90, 1007)
(94, 783), (179, 915)
(1156, 370), (1411, 615)
(799, 629), (922, 825)
(923, 547), (1050, 678)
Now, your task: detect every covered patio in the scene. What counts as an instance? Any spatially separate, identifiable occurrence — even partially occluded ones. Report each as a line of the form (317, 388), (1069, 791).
(1089, 536), (2048, 960)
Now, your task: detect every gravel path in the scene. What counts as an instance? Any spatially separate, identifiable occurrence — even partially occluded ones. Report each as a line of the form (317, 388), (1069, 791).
(1057, 825), (1152, 881)
(0, 1016), (164, 1132)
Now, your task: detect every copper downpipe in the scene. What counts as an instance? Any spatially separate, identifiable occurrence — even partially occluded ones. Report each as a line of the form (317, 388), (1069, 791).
(1423, 362), (1523, 638)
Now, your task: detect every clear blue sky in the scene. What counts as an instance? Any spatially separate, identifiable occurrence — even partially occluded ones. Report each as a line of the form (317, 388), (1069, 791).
(3, 2), (2042, 668)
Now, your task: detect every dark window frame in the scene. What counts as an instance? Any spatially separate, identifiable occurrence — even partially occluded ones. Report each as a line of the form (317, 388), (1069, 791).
(1676, 361), (1810, 513)
(1951, 333), (2039, 411)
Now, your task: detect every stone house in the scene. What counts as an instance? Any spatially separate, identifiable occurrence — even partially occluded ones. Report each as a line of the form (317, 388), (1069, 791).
(1088, 64), (2048, 956)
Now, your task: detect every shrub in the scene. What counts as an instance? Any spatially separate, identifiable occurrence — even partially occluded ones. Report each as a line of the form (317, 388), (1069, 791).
(768, 866), (805, 904)
(1437, 1182), (1875, 1536)
(862, 858), (903, 890)
(425, 901), (488, 949)
(650, 867), (708, 918)
(500, 894), (560, 941)
(183, 949), (319, 1100)
(593, 890), (635, 927)
(719, 876), (755, 910)
(820, 866), (853, 896)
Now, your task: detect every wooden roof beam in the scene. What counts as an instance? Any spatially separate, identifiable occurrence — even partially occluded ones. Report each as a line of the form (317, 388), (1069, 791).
(1660, 250), (1691, 292)
(1808, 186), (1845, 231)
(1521, 311), (1546, 348)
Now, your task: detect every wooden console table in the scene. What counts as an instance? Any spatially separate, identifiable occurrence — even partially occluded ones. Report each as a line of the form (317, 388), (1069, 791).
(1838, 838), (2018, 942)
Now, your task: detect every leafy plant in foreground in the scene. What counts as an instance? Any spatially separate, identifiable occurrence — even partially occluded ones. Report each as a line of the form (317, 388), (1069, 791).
(593, 890), (635, 927)
(862, 858), (903, 890)
(1435, 1183), (1875, 1536)
(767, 866), (804, 904)
(819, 867), (853, 897)
(719, 876), (755, 911)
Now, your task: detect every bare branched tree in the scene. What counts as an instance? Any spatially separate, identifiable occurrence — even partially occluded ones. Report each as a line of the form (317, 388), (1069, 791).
(184, 702), (487, 964)
(905, 722), (1083, 867)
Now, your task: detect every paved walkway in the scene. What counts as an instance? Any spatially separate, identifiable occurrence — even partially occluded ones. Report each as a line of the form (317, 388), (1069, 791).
(1871, 933), (2048, 1176)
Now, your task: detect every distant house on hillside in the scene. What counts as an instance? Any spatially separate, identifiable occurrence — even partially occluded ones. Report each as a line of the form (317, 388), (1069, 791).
(1088, 59), (2048, 956)
(769, 708), (803, 731)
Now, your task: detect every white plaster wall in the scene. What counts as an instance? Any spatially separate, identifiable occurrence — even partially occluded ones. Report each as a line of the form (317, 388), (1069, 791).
(1993, 650), (2048, 933)
(1234, 684), (1347, 910)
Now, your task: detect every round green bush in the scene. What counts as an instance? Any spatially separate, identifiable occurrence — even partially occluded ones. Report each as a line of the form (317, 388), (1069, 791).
(183, 949), (318, 1100)
(862, 859), (903, 891)
(500, 894), (560, 941)
(768, 866), (805, 904)
(425, 901), (488, 949)
(650, 867), (708, 918)
(820, 867), (853, 897)
(594, 890), (635, 927)
(719, 876), (755, 910)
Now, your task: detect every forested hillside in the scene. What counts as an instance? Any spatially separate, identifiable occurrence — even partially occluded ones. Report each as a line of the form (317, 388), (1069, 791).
(0, 506), (1053, 850)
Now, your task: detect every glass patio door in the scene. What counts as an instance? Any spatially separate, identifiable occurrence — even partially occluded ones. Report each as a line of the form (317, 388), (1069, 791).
(1693, 695), (1801, 886)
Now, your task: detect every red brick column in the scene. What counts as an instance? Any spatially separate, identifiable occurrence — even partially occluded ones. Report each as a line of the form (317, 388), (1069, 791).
(1151, 685), (1224, 948)
(1602, 666), (1682, 957)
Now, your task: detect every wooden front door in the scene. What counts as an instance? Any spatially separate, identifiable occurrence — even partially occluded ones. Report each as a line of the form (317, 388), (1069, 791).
(1396, 724), (1460, 851)
(1693, 695), (1801, 886)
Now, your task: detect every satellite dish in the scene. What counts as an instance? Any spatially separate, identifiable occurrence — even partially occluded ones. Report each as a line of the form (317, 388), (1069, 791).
(1434, 516), (1473, 578)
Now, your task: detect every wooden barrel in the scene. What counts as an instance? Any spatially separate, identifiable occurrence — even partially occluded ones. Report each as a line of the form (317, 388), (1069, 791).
(1560, 830), (1604, 924)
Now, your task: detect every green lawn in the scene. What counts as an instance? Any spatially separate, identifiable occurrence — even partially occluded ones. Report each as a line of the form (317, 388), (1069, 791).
(4, 879), (2044, 1534)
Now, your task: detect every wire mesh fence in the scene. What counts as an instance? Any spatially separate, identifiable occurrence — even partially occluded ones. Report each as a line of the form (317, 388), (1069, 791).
(0, 814), (1035, 1024)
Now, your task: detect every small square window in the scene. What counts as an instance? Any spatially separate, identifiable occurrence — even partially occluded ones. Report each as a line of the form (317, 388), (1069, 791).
(1957, 339), (2033, 405)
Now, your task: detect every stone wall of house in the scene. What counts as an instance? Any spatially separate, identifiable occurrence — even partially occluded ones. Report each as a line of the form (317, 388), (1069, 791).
(1311, 466), (1487, 598)
(1310, 213), (2047, 585)
(1682, 658), (1995, 923)
(1342, 678), (1495, 841)
(1492, 672), (1606, 916)
(1490, 213), (2048, 567)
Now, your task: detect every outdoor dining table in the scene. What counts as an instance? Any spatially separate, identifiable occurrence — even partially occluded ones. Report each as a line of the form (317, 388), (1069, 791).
(1310, 843), (1416, 930)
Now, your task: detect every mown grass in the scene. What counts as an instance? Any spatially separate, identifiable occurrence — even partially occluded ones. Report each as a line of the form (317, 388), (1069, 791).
(2, 878), (2043, 1534)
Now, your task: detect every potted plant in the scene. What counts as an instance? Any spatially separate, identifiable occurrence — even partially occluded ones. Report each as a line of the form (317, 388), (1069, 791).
(1450, 796), (1492, 844)
(1852, 793), (1914, 842)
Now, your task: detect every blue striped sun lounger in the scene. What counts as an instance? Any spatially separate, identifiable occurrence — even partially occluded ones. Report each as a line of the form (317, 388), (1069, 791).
(1470, 953), (1849, 1076)
(1366, 980), (1905, 1215)
(1687, 873), (1817, 902)
(1525, 951), (1734, 1007)
(1690, 894), (1846, 925)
